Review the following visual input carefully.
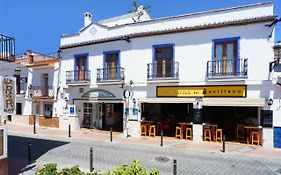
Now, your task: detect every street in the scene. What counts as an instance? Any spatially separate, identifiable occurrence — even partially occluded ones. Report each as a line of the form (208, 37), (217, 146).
(8, 134), (281, 175)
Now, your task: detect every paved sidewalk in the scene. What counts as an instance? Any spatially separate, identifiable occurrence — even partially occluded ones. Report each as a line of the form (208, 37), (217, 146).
(6, 122), (281, 175)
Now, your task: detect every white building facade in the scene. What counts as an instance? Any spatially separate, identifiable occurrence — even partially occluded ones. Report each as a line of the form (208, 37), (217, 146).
(58, 2), (281, 149)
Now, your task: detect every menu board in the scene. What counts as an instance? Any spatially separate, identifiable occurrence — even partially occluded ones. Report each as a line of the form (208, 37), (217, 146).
(260, 110), (273, 127)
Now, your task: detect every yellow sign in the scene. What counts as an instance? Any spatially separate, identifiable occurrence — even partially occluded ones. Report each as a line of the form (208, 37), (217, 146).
(157, 85), (246, 97)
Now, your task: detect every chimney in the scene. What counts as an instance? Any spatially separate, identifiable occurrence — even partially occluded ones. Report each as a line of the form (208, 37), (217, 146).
(84, 12), (92, 27)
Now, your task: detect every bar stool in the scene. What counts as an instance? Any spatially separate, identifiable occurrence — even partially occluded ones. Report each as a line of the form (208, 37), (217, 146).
(149, 125), (156, 137)
(215, 129), (223, 142)
(175, 126), (182, 139)
(204, 128), (211, 141)
(186, 127), (192, 140)
(251, 131), (260, 145)
(140, 125), (147, 136)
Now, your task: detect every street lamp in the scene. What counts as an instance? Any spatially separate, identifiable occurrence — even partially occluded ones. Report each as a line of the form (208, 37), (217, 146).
(195, 97), (203, 109)
(274, 41), (281, 59)
(269, 41), (281, 72)
(266, 98), (274, 106)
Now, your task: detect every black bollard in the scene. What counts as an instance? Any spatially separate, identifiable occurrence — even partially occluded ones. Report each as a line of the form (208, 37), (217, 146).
(110, 127), (112, 142)
(90, 147), (93, 172)
(28, 142), (31, 163)
(222, 134), (226, 153)
(160, 130), (163, 147)
(68, 124), (71, 138)
(173, 159), (177, 175)
(33, 120), (36, 134)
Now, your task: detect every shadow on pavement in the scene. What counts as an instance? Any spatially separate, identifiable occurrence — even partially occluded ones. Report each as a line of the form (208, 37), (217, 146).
(8, 135), (69, 175)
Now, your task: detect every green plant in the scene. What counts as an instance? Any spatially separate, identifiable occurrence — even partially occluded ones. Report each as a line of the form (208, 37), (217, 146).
(36, 163), (58, 175)
(113, 160), (160, 175)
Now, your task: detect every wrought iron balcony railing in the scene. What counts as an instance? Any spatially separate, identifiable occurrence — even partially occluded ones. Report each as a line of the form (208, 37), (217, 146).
(66, 70), (91, 84)
(0, 34), (15, 62)
(207, 58), (248, 79)
(97, 67), (125, 82)
(147, 61), (179, 80)
(31, 86), (54, 98)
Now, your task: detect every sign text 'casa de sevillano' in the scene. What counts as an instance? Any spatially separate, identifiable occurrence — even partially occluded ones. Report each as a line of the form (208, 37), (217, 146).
(156, 85), (247, 97)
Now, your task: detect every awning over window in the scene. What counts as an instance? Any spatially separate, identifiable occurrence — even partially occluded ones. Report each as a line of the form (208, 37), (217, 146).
(203, 98), (265, 107)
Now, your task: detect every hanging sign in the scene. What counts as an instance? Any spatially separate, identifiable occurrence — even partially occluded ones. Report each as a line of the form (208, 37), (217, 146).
(157, 85), (247, 97)
(3, 78), (15, 113)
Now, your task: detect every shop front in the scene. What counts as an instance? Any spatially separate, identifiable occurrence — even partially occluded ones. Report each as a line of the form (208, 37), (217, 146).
(73, 89), (124, 132)
(147, 85), (267, 145)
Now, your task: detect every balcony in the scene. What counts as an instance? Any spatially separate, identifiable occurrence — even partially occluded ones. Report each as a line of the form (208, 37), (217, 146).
(0, 34), (15, 62)
(66, 70), (91, 84)
(147, 61), (179, 81)
(97, 67), (125, 83)
(207, 58), (248, 79)
(31, 86), (54, 98)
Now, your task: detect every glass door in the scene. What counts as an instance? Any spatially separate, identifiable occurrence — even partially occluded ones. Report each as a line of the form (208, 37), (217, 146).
(154, 46), (173, 78)
(83, 103), (92, 128)
(76, 56), (87, 80)
(105, 53), (119, 80)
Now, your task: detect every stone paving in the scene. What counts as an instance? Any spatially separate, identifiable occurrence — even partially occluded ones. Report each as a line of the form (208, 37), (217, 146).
(6, 123), (281, 175)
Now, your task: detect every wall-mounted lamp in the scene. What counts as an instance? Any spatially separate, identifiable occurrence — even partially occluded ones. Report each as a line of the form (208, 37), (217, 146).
(132, 98), (136, 104)
(266, 98), (274, 106)
(64, 97), (69, 109)
(195, 97), (203, 109)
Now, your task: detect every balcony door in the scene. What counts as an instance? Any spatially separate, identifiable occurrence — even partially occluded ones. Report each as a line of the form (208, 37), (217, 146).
(154, 46), (173, 78)
(75, 56), (87, 80)
(214, 40), (237, 75)
(105, 53), (119, 80)
(43, 74), (48, 96)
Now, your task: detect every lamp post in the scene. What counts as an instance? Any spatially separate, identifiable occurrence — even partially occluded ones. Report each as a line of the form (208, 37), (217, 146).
(273, 41), (281, 60)
(14, 67), (21, 94)
(270, 41), (281, 72)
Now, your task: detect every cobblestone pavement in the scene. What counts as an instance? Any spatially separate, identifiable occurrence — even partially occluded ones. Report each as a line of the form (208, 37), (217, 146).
(8, 134), (281, 175)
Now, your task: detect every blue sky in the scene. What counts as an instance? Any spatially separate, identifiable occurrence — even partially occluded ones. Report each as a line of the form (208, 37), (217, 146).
(0, 0), (280, 54)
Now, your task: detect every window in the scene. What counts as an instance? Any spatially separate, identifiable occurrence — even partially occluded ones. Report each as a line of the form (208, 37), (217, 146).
(16, 103), (22, 115)
(104, 51), (120, 80)
(44, 103), (53, 118)
(213, 37), (239, 75)
(153, 45), (174, 78)
(75, 55), (88, 80)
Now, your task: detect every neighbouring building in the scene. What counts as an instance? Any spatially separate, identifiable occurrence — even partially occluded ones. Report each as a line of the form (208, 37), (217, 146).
(57, 2), (281, 148)
(13, 51), (60, 128)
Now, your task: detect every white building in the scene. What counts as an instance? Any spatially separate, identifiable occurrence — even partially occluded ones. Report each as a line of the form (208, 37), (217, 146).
(58, 2), (281, 148)
(12, 51), (60, 128)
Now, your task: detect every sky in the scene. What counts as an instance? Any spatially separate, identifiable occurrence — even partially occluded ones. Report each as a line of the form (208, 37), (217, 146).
(0, 0), (280, 54)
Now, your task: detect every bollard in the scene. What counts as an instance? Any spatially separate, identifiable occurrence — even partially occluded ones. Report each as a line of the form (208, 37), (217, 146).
(222, 134), (226, 153)
(173, 159), (177, 175)
(68, 124), (71, 138)
(33, 120), (36, 134)
(90, 147), (93, 172)
(110, 127), (112, 142)
(28, 142), (31, 163)
(160, 130), (163, 147)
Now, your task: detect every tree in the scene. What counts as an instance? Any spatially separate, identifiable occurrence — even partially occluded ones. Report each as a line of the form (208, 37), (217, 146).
(129, 0), (151, 22)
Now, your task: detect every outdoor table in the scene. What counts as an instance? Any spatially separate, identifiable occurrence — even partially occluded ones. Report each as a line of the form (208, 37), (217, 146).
(141, 121), (154, 135)
(203, 124), (218, 141)
(244, 126), (262, 144)
(178, 122), (193, 139)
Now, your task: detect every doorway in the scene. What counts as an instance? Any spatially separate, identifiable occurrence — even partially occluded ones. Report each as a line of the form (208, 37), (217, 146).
(82, 103), (92, 128)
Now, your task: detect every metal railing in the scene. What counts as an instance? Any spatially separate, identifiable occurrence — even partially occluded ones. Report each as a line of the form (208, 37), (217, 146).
(66, 70), (91, 83)
(97, 67), (125, 82)
(0, 34), (15, 62)
(31, 86), (54, 97)
(207, 58), (248, 79)
(147, 61), (179, 80)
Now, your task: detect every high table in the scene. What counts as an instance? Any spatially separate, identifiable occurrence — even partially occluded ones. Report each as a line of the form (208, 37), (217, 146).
(178, 122), (193, 139)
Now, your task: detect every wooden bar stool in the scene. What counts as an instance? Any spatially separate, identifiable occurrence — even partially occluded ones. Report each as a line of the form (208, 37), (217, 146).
(204, 128), (211, 141)
(186, 127), (192, 140)
(175, 126), (182, 139)
(215, 129), (223, 142)
(149, 125), (156, 137)
(140, 125), (147, 136)
(251, 131), (260, 145)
